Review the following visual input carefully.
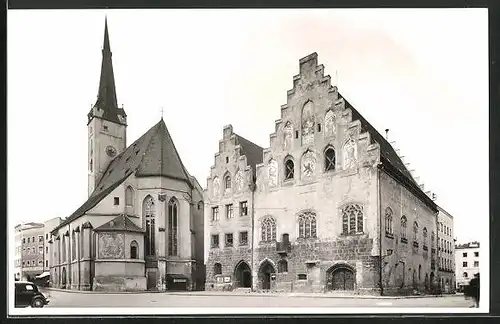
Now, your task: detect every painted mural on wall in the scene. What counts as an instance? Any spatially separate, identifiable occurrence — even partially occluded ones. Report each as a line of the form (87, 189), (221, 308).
(324, 110), (336, 137)
(268, 158), (278, 187)
(98, 233), (125, 259)
(301, 101), (315, 146)
(213, 176), (221, 198)
(301, 150), (316, 178)
(283, 121), (293, 150)
(343, 138), (358, 170)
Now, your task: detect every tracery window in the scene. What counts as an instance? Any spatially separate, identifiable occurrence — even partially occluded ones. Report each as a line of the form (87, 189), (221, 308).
(261, 216), (277, 242)
(125, 186), (134, 207)
(285, 158), (294, 180)
(224, 173), (231, 191)
(431, 231), (435, 248)
(423, 227), (428, 248)
(144, 196), (156, 256)
(168, 198), (178, 256)
(298, 211), (317, 239)
(401, 216), (408, 240)
(341, 204), (364, 235)
(324, 147), (336, 171)
(71, 231), (76, 260)
(413, 221), (419, 242)
(385, 207), (393, 235)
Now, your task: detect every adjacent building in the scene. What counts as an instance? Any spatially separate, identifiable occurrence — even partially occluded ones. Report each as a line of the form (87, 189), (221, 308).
(455, 241), (480, 292)
(44, 217), (64, 272)
(48, 20), (205, 292)
(437, 206), (455, 293)
(205, 53), (440, 295)
(15, 222), (46, 281)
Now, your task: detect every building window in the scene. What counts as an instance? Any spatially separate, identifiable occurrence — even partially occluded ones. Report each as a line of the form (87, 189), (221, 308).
(240, 201), (248, 216)
(125, 186), (134, 207)
(463, 261), (468, 267)
(297, 274), (307, 280)
(71, 232), (76, 260)
(27, 237), (30, 244)
(239, 231), (248, 246)
(423, 227), (428, 248)
(324, 147), (336, 171)
(342, 204), (364, 235)
(474, 252), (479, 257)
(298, 211), (317, 239)
(225, 233), (233, 247)
(23, 238), (25, 244)
(278, 260), (288, 273)
(385, 207), (393, 235)
(214, 263), (222, 275)
(463, 252), (467, 257)
(224, 173), (231, 191)
(212, 206), (219, 221)
(261, 216), (277, 242)
(226, 156), (229, 163)
(39, 236), (43, 242)
(317, 123), (321, 132)
(198, 201), (203, 210)
(413, 222), (419, 242)
(295, 130), (299, 139)
(46, 234), (48, 240)
(114, 197), (120, 205)
(144, 195), (156, 256)
(45, 260), (48, 267)
(130, 240), (138, 259)
(46, 246), (48, 254)
(168, 198), (179, 256)
(226, 204), (234, 219)
(463, 272), (468, 278)
(211, 234), (219, 248)
(431, 231), (435, 248)
(474, 261), (479, 267)
(285, 158), (294, 180)
(39, 246), (43, 255)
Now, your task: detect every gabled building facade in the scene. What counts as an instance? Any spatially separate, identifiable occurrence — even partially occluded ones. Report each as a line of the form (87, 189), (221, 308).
(48, 19), (205, 292)
(205, 53), (439, 295)
(437, 206), (456, 293)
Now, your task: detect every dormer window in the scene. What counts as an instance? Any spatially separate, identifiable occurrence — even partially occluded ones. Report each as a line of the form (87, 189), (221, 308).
(103, 125), (108, 131)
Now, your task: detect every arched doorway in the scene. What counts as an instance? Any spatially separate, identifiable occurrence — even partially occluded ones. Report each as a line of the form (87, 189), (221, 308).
(61, 267), (67, 289)
(326, 264), (355, 291)
(430, 272), (435, 291)
(258, 260), (275, 290)
(234, 261), (252, 288)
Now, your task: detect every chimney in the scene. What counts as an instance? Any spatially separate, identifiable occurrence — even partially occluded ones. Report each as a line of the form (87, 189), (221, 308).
(385, 129), (389, 140)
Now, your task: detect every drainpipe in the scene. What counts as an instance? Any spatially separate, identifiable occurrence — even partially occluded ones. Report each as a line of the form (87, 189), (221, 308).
(377, 164), (384, 296)
(250, 177), (256, 292)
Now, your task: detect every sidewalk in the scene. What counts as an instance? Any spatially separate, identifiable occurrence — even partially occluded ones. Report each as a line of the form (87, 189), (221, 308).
(40, 287), (457, 299)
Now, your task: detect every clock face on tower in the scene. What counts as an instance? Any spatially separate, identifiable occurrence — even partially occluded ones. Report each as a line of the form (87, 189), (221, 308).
(106, 145), (117, 157)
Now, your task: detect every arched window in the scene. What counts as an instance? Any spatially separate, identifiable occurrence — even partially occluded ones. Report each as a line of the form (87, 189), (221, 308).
(423, 227), (428, 248)
(463, 272), (468, 278)
(285, 158), (294, 180)
(261, 216), (277, 242)
(298, 211), (317, 239)
(418, 264), (422, 282)
(125, 186), (134, 207)
(224, 173), (231, 191)
(324, 147), (336, 171)
(130, 240), (139, 259)
(431, 231), (435, 248)
(214, 263), (222, 275)
(413, 221), (419, 242)
(144, 196), (156, 256)
(385, 207), (393, 235)
(278, 260), (288, 273)
(168, 198), (178, 256)
(62, 235), (66, 262)
(399, 217), (408, 241)
(71, 231), (76, 260)
(342, 204), (364, 235)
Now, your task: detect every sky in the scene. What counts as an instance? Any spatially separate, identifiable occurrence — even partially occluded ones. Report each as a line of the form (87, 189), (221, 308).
(8, 9), (488, 246)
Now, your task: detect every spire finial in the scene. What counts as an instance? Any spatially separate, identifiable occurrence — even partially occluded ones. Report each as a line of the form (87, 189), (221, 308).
(335, 70), (339, 88)
(103, 16), (110, 51)
(161, 107), (164, 120)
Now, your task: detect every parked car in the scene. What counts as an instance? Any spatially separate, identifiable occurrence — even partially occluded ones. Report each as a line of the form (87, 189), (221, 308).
(15, 281), (49, 308)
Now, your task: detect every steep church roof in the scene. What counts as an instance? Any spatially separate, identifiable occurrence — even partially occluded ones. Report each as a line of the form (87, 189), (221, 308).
(53, 119), (194, 233)
(94, 214), (144, 233)
(87, 18), (126, 125)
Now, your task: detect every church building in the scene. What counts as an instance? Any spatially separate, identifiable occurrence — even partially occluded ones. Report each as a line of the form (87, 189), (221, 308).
(205, 53), (440, 295)
(48, 20), (205, 292)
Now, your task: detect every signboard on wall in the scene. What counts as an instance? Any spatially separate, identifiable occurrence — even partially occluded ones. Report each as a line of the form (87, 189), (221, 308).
(216, 276), (223, 283)
(223, 276), (231, 283)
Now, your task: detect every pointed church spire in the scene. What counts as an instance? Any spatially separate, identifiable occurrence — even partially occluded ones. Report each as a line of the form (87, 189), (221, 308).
(88, 17), (126, 125)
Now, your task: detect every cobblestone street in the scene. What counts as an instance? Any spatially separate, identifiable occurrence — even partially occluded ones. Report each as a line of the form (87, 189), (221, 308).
(37, 289), (474, 309)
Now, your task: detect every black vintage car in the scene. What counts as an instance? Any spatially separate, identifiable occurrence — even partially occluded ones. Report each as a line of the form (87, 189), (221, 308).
(15, 281), (50, 308)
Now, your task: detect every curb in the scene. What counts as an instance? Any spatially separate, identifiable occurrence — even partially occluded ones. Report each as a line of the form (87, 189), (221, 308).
(40, 288), (457, 299)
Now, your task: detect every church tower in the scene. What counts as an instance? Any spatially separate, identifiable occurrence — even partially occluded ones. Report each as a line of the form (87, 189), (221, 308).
(87, 18), (127, 196)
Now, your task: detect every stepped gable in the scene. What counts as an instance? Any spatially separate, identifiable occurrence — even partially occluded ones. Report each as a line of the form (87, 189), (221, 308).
(234, 133), (264, 173)
(53, 119), (192, 233)
(93, 214), (144, 233)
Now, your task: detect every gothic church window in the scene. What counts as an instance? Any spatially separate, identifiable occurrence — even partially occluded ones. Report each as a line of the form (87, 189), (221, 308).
(71, 231), (76, 260)
(431, 231), (435, 248)
(285, 158), (294, 180)
(324, 147), (336, 171)
(130, 240), (138, 259)
(413, 221), (419, 242)
(423, 227), (428, 248)
(168, 198), (178, 256)
(385, 207), (393, 235)
(298, 211), (317, 239)
(125, 186), (134, 207)
(261, 216), (277, 242)
(224, 173), (231, 192)
(341, 204), (364, 235)
(144, 196), (156, 256)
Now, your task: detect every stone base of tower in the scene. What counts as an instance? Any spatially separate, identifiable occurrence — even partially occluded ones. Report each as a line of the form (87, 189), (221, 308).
(92, 275), (147, 292)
